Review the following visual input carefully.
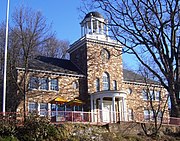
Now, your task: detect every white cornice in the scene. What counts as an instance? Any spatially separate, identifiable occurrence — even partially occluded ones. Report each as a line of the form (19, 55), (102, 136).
(68, 34), (122, 54)
(16, 67), (85, 78)
(122, 80), (163, 88)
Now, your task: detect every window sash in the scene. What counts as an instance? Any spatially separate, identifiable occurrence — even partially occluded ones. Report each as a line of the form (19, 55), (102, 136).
(39, 78), (48, 90)
(95, 78), (100, 91)
(128, 109), (133, 121)
(144, 110), (150, 120)
(29, 77), (38, 89)
(50, 79), (58, 91)
(29, 102), (37, 113)
(40, 103), (48, 116)
(102, 73), (109, 90)
(113, 80), (117, 90)
(142, 90), (148, 100)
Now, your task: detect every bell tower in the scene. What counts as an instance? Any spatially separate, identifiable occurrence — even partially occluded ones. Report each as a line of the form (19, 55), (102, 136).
(69, 12), (122, 102)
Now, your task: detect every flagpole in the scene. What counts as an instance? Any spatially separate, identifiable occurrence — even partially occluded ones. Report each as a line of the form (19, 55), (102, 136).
(3, 0), (10, 115)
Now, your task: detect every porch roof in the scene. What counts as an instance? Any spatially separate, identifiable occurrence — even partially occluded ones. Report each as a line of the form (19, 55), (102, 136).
(91, 90), (127, 99)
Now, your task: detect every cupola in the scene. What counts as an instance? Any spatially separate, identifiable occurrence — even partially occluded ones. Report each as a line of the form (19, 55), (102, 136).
(80, 11), (108, 37)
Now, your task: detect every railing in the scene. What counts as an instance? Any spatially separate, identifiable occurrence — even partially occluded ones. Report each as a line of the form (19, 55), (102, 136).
(0, 111), (180, 126)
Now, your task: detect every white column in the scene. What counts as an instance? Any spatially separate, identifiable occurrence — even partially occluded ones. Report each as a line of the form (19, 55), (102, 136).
(112, 97), (116, 123)
(91, 18), (93, 33)
(90, 95), (94, 122)
(100, 22), (103, 34)
(118, 99), (121, 121)
(106, 20), (108, 36)
(122, 97), (127, 121)
(100, 97), (103, 122)
(96, 20), (99, 33)
(94, 99), (97, 122)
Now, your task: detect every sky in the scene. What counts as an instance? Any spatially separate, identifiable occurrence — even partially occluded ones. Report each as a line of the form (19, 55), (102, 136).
(0, 0), (83, 43)
(0, 0), (138, 70)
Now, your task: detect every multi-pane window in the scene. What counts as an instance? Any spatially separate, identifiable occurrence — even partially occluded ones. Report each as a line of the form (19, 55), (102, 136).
(142, 89), (148, 100)
(128, 109), (134, 121)
(149, 90), (155, 100)
(157, 111), (162, 121)
(29, 77), (38, 89)
(113, 80), (117, 90)
(40, 103), (48, 116)
(39, 78), (48, 90)
(29, 76), (58, 91)
(95, 78), (100, 91)
(50, 79), (58, 91)
(28, 102), (37, 113)
(150, 110), (155, 121)
(102, 72), (110, 90)
(144, 110), (150, 120)
(155, 91), (161, 101)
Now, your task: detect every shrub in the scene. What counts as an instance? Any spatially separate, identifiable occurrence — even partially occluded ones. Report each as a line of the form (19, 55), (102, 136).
(0, 119), (17, 137)
(16, 115), (61, 141)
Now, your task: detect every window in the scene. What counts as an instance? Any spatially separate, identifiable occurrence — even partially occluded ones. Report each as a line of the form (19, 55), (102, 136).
(113, 80), (117, 90)
(39, 78), (48, 90)
(100, 48), (110, 63)
(102, 72), (110, 90)
(40, 103), (48, 116)
(142, 89), (148, 100)
(150, 110), (155, 121)
(29, 77), (38, 89)
(72, 81), (78, 89)
(149, 90), (155, 100)
(155, 91), (161, 101)
(157, 111), (162, 121)
(29, 77), (58, 91)
(128, 109), (134, 121)
(127, 88), (132, 94)
(28, 102), (37, 113)
(95, 78), (100, 91)
(50, 78), (58, 91)
(144, 110), (150, 121)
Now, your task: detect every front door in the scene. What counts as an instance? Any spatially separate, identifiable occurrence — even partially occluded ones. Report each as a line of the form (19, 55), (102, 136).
(103, 101), (112, 122)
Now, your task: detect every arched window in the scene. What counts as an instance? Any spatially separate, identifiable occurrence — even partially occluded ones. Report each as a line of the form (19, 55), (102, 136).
(102, 72), (110, 90)
(95, 78), (100, 92)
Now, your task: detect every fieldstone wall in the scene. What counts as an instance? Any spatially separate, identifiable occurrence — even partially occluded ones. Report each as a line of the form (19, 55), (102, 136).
(123, 82), (169, 121)
(86, 40), (123, 93)
(16, 70), (81, 112)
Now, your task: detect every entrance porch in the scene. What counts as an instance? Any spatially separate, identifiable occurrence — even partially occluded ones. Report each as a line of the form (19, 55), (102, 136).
(90, 91), (127, 123)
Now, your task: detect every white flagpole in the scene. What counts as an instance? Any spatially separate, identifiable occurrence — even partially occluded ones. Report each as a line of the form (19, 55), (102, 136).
(3, 0), (10, 115)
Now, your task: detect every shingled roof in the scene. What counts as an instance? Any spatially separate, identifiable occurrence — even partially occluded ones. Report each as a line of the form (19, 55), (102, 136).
(27, 56), (85, 77)
(19, 56), (159, 84)
(123, 69), (159, 84)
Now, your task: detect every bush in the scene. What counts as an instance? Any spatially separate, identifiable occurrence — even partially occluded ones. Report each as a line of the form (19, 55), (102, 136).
(0, 119), (17, 137)
(0, 136), (19, 141)
(16, 115), (61, 141)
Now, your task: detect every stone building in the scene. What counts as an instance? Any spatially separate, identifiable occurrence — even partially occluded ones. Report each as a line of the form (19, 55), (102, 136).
(16, 12), (169, 123)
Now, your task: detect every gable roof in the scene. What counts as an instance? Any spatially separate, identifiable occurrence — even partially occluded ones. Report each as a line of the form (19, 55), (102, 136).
(26, 56), (85, 77)
(123, 69), (159, 85)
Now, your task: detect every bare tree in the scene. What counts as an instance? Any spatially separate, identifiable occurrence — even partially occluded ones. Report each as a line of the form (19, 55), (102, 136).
(39, 36), (69, 59)
(0, 6), (69, 115)
(138, 65), (169, 137)
(82, 0), (180, 117)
